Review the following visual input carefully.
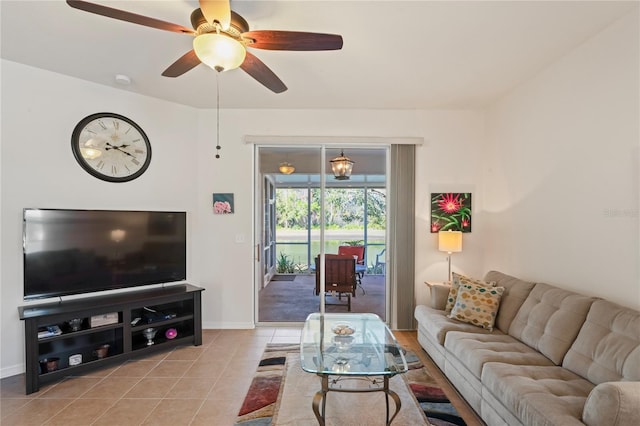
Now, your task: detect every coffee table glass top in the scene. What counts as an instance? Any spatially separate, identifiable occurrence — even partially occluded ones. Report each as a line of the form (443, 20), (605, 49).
(300, 313), (407, 376)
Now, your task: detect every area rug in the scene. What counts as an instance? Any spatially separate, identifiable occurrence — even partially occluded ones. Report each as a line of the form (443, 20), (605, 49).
(235, 344), (466, 426)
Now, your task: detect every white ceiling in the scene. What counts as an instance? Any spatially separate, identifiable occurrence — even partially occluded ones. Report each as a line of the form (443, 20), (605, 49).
(1, 1), (636, 109)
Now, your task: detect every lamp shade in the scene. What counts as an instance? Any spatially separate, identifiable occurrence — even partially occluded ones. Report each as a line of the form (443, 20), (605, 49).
(438, 230), (462, 253)
(330, 150), (354, 180)
(193, 33), (246, 72)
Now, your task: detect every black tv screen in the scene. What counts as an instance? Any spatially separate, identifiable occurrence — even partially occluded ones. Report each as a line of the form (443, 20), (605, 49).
(23, 209), (187, 300)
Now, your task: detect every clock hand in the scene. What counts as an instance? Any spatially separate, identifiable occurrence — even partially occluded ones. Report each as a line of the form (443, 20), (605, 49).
(105, 142), (135, 157)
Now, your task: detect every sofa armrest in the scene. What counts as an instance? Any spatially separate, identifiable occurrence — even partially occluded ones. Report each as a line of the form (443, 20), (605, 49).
(583, 381), (640, 426)
(425, 282), (450, 310)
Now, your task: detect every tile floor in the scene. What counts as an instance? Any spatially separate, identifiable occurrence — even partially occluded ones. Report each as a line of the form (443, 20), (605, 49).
(1, 328), (484, 426)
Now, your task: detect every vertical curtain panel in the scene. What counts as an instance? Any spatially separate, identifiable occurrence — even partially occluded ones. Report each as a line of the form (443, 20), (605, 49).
(389, 144), (416, 329)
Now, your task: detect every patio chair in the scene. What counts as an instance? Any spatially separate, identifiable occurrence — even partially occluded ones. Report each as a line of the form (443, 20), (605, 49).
(315, 254), (357, 311)
(375, 248), (386, 274)
(338, 245), (366, 293)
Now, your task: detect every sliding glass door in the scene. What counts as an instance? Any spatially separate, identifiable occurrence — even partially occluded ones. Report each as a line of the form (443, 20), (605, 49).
(255, 146), (388, 324)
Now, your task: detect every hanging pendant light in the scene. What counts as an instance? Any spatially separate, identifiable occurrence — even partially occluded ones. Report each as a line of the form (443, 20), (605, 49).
(279, 162), (295, 175)
(330, 150), (354, 180)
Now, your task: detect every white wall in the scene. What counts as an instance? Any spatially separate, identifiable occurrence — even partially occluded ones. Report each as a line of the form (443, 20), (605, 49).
(414, 110), (488, 305)
(0, 60), (486, 376)
(1, 61), (200, 376)
(482, 10), (640, 309)
(2, 6), (637, 377)
(193, 108), (487, 328)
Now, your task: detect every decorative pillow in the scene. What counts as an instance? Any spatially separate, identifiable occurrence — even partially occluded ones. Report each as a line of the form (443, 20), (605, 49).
(445, 272), (496, 312)
(448, 282), (505, 331)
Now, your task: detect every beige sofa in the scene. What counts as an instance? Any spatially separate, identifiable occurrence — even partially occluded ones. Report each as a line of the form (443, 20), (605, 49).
(414, 271), (640, 426)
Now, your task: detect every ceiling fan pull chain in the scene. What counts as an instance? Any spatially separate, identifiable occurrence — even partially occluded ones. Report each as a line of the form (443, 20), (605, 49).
(215, 73), (221, 159)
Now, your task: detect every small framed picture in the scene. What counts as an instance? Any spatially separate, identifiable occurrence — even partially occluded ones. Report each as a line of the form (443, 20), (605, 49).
(213, 193), (234, 214)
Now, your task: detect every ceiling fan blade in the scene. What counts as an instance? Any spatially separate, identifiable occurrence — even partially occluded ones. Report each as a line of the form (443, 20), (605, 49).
(66, 1), (195, 35)
(240, 52), (287, 94)
(243, 31), (343, 51)
(199, 0), (231, 30)
(162, 50), (201, 78)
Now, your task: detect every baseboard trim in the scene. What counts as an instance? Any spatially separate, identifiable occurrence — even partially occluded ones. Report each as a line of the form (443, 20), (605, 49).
(1, 363), (25, 379)
(203, 321), (255, 329)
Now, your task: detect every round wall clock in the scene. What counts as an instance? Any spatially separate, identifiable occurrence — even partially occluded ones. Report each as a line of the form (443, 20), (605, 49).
(71, 112), (151, 182)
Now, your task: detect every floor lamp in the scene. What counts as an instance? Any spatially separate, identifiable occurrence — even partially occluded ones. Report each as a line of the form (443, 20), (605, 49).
(438, 230), (462, 283)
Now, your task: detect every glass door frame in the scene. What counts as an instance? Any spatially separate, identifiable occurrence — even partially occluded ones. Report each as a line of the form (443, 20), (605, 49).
(254, 145), (390, 325)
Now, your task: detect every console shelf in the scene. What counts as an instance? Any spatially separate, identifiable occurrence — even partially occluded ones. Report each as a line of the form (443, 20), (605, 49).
(19, 284), (204, 394)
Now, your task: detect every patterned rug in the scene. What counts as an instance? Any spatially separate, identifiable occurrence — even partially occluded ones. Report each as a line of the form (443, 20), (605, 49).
(234, 344), (466, 426)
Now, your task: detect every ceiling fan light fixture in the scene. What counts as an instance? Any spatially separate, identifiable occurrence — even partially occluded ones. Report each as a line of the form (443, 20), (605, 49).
(330, 150), (354, 180)
(193, 33), (246, 72)
(279, 162), (295, 175)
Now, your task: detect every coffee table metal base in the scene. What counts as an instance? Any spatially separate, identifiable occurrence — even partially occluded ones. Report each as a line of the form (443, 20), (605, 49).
(311, 374), (402, 426)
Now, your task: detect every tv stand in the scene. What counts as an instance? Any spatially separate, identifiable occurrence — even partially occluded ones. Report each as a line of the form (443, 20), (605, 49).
(18, 284), (204, 394)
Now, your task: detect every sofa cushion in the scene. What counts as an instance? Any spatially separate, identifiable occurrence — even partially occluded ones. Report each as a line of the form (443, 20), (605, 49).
(449, 282), (505, 330)
(483, 270), (536, 333)
(445, 272), (495, 312)
(414, 304), (498, 346)
(582, 382), (640, 426)
(563, 299), (640, 383)
(482, 363), (594, 426)
(426, 282), (450, 310)
(445, 331), (555, 379)
(508, 283), (595, 365)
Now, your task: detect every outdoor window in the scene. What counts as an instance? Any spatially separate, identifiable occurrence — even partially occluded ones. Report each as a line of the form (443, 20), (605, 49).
(275, 186), (386, 274)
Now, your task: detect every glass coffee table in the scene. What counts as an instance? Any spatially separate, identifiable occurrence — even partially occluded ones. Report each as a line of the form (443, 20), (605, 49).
(300, 313), (408, 425)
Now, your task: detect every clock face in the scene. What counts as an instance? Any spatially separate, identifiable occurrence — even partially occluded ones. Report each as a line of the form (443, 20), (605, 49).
(71, 113), (151, 182)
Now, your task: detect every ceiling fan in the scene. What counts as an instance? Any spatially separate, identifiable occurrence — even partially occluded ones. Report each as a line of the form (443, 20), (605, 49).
(66, 0), (343, 93)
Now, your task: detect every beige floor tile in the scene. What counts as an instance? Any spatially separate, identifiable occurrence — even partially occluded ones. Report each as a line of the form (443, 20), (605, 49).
(1, 398), (73, 425)
(182, 360), (227, 379)
(44, 398), (114, 426)
(273, 327), (303, 337)
(80, 377), (140, 399)
(123, 377), (179, 399)
(167, 377), (215, 399)
(191, 397), (242, 425)
(0, 398), (30, 419)
(110, 359), (159, 377)
(0, 375), (32, 399)
(250, 327), (278, 337)
(208, 375), (252, 400)
(37, 377), (102, 399)
(164, 345), (206, 361)
(200, 330), (221, 346)
(140, 398), (203, 426)
(243, 339), (272, 349)
(69, 362), (121, 378)
(229, 346), (267, 362)
(0, 329), (483, 425)
(146, 360), (194, 378)
(137, 348), (172, 361)
(91, 398), (161, 425)
(226, 359), (261, 374)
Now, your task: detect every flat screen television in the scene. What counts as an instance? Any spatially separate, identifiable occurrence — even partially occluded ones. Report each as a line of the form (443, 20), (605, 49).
(23, 209), (187, 300)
